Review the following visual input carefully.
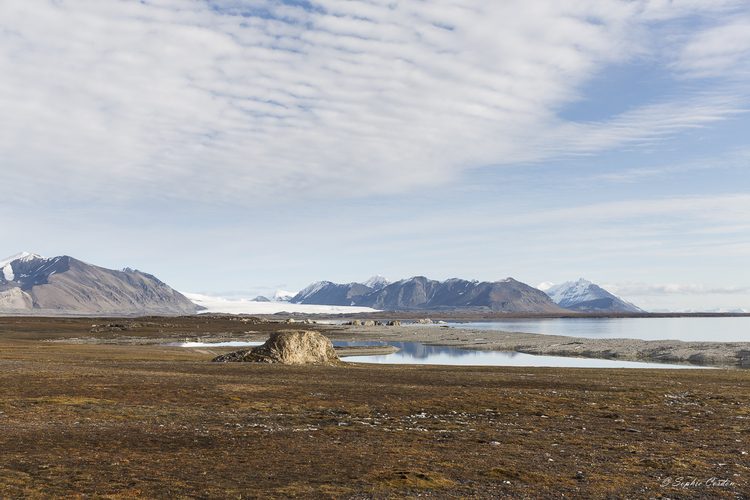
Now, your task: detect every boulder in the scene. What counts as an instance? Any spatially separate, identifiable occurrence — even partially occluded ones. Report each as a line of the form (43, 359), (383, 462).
(212, 330), (340, 366)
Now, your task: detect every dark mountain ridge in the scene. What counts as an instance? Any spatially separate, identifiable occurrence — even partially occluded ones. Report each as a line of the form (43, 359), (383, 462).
(0, 253), (199, 316)
(293, 275), (568, 313)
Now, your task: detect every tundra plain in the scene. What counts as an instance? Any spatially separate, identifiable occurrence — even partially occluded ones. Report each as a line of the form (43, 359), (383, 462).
(1, 315), (749, 499)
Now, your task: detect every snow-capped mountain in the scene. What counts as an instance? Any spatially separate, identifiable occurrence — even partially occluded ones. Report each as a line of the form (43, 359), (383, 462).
(0, 252), (198, 316)
(540, 278), (644, 313)
(361, 275), (392, 291)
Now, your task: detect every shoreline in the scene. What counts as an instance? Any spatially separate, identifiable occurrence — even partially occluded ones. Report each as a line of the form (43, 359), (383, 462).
(46, 321), (750, 368)
(315, 324), (750, 369)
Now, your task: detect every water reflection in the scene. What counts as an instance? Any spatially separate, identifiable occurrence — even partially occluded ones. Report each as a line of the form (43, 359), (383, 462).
(334, 342), (707, 369)
(162, 341), (263, 347)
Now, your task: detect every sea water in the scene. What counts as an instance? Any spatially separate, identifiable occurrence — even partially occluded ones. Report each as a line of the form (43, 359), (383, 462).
(434, 316), (749, 343)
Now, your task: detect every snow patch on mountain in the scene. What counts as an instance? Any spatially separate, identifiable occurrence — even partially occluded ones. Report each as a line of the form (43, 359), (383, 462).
(0, 252), (43, 270)
(270, 290), (294, 302)
(2, 264), (14, 281)
(543, 278), (595, 306)
(361, 275), (391, 291)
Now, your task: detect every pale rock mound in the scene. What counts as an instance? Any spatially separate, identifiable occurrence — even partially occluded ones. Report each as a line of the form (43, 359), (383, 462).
(212, 331), (340, 365)
(0, 288), (33, 309)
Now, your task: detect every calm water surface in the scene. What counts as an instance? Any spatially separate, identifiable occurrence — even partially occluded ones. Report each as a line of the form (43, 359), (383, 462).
(439, 317), (749, 343)
(335, 341), (707, 369)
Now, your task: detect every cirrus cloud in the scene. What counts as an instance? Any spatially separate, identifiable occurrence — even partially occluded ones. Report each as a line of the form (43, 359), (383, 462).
(1, 0), (747, 207)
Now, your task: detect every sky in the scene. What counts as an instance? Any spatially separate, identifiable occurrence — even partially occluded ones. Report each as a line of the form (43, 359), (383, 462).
(1, 0), (749, 312)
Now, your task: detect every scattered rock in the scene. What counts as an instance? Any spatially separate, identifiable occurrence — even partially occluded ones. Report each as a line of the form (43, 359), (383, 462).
(212, 331), (340, 366)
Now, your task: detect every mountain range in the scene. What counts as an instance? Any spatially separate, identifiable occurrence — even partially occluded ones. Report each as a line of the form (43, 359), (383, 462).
(289, 275), (645, 313)
(292, 276), (568, 313)
(0, 252), (199, 316)
(1, 251), (647, 315)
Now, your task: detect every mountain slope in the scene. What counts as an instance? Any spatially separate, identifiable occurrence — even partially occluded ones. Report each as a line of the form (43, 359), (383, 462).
(291, 280), (376, 306)
(354, 276), (567, 312)
(0, 253), (199, 316)
(540, 279), (644, 313)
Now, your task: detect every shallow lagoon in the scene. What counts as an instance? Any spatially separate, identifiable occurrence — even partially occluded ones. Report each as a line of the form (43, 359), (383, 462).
(172, 340), (708, 369)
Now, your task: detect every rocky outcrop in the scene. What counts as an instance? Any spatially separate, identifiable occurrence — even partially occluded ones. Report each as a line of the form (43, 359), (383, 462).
(212, 331), (341, 365)
(0, 288), (34, 309)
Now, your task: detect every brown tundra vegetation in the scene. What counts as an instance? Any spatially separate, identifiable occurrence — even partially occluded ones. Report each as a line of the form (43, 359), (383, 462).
(1, 315), (748, 499)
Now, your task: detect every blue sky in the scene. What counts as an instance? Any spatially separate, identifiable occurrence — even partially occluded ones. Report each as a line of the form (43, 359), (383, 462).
(1, 0), (749, 311)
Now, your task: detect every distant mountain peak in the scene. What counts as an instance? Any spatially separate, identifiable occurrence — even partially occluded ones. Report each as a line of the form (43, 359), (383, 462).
(537, 281), (554, 291)
(295, 281), (334, 301)
(0, 252), (43, 269)
(361, 275), (391, 291)
(541, 278), (644, 313)
(1, 252), (198, 316)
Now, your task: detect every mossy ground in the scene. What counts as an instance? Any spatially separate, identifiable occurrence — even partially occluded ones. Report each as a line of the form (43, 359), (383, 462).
(1, 316), (748, 499)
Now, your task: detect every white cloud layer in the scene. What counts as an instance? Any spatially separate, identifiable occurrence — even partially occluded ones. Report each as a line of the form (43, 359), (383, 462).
(1, 0), (747, 205)
(603, 283), (750, 296)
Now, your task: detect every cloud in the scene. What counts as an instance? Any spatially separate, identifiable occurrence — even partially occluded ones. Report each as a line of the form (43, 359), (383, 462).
(673, 17), (750, 79)
(0, 0), (747, 208)
(591, 147), (750, 183)
(603, 282), (750, 296)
